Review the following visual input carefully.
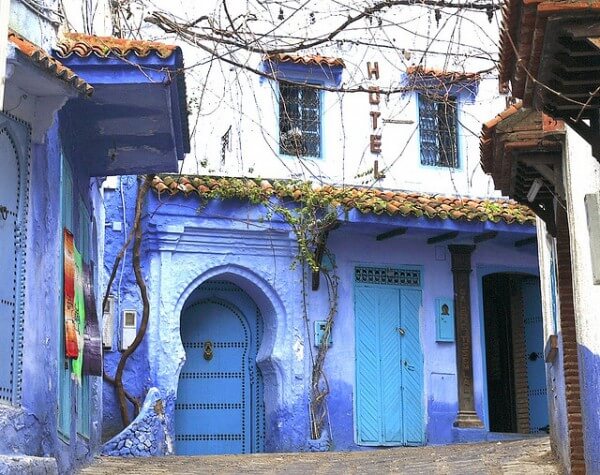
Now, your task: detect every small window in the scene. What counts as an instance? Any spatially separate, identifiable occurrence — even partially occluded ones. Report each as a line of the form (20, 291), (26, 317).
(418, 94), (458, 168)
(279, 84), (321, 158)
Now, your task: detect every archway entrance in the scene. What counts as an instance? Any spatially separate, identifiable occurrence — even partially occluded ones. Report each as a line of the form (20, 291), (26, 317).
(482, 273), (548, 434)
(175, 280), (265, 455)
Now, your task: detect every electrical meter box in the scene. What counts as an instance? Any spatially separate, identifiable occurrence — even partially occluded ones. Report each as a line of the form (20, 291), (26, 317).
(314, 320), (332, 347)
(120, 310), (137, 350)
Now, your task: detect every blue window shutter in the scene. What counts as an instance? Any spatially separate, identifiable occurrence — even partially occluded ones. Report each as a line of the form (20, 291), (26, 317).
(435, 298), (455, 342)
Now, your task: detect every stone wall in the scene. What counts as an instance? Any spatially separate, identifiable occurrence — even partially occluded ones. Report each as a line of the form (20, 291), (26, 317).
(102, 388), (170, 457)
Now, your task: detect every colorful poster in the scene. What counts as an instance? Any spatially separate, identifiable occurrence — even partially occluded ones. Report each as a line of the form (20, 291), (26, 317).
(83, 262), (102, 376)
(63, 229), (79, 359)
(72, 247), (85, 383)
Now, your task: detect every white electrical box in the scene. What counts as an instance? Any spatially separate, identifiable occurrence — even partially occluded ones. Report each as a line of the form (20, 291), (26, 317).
(584, 192), (600, 285)
(120, 310), (137, 350)
(102, 295), (115, 351)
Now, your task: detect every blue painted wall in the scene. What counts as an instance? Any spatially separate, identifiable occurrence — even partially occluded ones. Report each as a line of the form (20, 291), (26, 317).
(102, 175), (150, 441)
(102, 180), (541, 451)
(579, 345), (600, 469)
(0, 120), (104, 473)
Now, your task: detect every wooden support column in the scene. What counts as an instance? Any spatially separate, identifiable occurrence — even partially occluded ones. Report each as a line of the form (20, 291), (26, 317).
(448, 244), (484, 428)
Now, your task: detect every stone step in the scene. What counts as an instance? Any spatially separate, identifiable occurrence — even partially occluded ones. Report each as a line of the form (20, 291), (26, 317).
(0, 455), (58, 475)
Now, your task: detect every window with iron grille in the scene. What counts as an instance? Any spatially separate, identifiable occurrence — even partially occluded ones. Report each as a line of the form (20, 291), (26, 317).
(279, 84), (321, 158)
(418, 94), (459, 168)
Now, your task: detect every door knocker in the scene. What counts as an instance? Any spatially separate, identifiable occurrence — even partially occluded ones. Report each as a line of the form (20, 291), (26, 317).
(0, 205), (8, 221)
(203, 340), (214, 361)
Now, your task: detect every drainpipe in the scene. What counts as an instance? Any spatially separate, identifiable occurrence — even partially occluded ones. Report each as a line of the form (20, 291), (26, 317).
(0, 0), (10, 111)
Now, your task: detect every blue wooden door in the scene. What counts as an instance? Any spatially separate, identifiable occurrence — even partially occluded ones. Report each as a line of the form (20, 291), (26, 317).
(0, 114), (29, 405)
(522, 278), (549, 432)
(355, 284), (423, 445)
(176, 295), (262, 454)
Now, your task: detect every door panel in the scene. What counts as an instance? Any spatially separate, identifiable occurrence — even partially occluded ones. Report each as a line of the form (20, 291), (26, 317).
(356, 283), (423, 446)
(379, 290), (403, 444)
(522, 278), (548, 432)
(176, 292), (264, 455)
(400, 289), (424, 445)
(0, 115), (29, 405)
(0, 128), (19, 402)
(355, 286), (383, 444)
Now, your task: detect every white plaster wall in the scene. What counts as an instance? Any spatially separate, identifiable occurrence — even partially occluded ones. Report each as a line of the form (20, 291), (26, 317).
(536, 219), (571, 468)
(58, 0), (505, 199)
(563, 129), (600, 359)
(9, 0), (58, 48)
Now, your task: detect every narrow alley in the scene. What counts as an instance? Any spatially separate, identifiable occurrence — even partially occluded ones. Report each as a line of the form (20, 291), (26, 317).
(80, 437), (558, 475)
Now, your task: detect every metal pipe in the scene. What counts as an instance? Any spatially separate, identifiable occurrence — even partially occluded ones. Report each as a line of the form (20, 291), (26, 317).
(0, 0), (10, 111)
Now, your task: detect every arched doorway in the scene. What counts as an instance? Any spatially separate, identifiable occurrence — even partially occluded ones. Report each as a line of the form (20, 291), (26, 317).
(175, 280), (265, 455)
(482, 273), (548, 434)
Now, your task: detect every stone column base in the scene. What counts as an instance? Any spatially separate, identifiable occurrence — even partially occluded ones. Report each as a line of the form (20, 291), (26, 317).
(453, 411), (484, 428)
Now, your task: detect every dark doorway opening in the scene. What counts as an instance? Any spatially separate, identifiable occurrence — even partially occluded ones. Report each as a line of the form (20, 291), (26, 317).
(482, 273), (548, 434)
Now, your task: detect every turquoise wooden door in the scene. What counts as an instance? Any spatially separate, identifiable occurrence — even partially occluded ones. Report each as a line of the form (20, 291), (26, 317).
(355, 283), (424, 445)
(0, 114), (29, 405)
(522, 277), (549, 432)
(176, 293), (263, 455)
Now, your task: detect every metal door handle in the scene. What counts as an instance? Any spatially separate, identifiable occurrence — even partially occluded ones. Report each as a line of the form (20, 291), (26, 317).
(0, 205), (7, 220)
(203, 341), (213, 361)
(397, 327), (406, 336)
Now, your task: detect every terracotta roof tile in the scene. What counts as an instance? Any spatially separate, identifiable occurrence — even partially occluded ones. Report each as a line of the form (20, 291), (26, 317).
(499, 0), (600, 101)
(265, 52), (345, 68)
(480, 103), (564, 196)
(8, 30), (93, 97)
(55, 32), (178, 59)
(152, 175), (536, 226)
(406, 66), (480, 83)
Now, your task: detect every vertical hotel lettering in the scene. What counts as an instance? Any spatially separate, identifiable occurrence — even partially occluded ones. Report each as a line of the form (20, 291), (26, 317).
(367, 61), (383, 178)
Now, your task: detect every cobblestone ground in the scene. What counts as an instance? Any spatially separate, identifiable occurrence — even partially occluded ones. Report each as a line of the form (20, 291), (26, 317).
(79, 436), (560, 475)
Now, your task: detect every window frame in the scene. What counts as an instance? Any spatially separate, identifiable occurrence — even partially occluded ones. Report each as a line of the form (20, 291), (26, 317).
(417, 93), (460, 169)
(277, 81), (323, 160)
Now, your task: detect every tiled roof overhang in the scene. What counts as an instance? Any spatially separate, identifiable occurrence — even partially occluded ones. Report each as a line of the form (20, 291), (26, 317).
(8, 30), (93, 96)
(406, 66), (480, 84)
(404, 66), (481, 101)
(264, 53), (345, 68)
(499, 0), (600, 158)
(152, 175), (536, 226)
(481, 102), (565, 235)
(55, 32), (178, 59)
(52, 32), (190, 176)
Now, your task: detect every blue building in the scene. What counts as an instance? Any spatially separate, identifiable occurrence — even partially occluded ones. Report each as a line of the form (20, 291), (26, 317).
(101, 174), (549, 455)
(0, 9), (188, 472)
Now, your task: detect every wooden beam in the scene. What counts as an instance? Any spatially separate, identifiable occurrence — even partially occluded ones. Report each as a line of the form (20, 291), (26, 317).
(514, 236), (537, 248)
(311, 220), (339, 291)
(427, 231), (459, 245)
(376, 227), (408, 241)
(473, 231), (498, 244)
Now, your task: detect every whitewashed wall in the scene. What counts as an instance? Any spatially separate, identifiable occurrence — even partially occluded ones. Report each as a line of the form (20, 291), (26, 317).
(60, 0), (505, 198)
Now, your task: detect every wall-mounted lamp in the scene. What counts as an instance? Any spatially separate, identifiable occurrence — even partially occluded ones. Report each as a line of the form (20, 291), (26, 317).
(527, 178), (544, 203)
